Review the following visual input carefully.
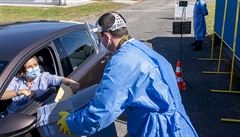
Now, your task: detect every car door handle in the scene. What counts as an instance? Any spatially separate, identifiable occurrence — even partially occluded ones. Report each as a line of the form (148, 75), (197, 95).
(101, 55), (110, 64)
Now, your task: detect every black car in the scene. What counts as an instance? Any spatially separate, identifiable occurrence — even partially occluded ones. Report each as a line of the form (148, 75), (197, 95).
(0, 20), (112, 136)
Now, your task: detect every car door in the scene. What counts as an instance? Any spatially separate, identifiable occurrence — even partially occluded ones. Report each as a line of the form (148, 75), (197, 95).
(0, 45), (60, 137)
(0, 22), (110, 137)
(53, 26), (109, 89)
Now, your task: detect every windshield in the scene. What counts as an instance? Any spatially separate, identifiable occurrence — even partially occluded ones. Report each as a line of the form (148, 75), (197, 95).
(0, 60), (9, 76)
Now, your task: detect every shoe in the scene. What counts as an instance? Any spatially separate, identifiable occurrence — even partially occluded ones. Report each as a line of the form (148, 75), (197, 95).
(193, 46), (202, 50)
(193, 40), (202, 50)
(190, 41), (197, 46)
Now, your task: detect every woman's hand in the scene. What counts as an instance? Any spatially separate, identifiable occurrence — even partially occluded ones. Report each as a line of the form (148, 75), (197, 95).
(69, 83), (80, 93)
(19, 89), (32, 96)
(63, 78), (80, 93)
(1, 89), (33, 100)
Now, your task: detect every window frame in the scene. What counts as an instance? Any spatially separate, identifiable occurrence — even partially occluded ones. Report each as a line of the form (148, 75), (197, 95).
(53, 29), (98, 77)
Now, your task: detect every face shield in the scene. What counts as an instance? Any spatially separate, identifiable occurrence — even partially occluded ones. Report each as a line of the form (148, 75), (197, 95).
(91, 13), (127, 52)
(91, 12), (127, 33)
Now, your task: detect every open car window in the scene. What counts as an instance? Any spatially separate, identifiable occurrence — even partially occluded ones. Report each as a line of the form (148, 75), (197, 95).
(35, 47), (58, 75)
(0, 47), (58, 114)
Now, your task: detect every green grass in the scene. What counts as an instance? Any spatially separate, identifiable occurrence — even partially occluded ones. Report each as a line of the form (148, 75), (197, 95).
(205, 2), (215, 35)
(0, 2), (127, 23)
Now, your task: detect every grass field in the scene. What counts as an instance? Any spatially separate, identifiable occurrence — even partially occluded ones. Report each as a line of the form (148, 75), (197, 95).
(0, 2), (126, 23)
(0, 0), (221, 35)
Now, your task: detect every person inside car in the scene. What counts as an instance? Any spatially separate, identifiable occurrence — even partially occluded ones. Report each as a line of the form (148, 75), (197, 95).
(0, 56), (80, 114)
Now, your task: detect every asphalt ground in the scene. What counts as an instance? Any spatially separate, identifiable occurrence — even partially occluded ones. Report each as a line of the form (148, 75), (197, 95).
(87, 0), (240, 137)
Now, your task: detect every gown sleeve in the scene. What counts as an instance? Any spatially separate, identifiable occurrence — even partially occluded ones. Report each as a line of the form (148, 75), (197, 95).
(65, 54), (138, 135)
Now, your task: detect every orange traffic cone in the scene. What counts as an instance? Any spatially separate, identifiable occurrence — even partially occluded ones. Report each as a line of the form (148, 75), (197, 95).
(175, 61), (186, 91)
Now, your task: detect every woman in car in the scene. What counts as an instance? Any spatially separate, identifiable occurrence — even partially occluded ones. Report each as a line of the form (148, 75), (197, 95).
(1, 56), (79, 113)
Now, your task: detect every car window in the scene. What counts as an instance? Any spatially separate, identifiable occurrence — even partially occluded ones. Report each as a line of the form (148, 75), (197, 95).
(0, 47), (58, 115)
(35, 47), (58, 75)
(56, 31), (95, 76)
(0, 60), (9, 76)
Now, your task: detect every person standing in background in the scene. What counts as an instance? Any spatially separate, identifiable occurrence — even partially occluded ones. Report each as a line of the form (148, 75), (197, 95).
(191, 0), (208, 50)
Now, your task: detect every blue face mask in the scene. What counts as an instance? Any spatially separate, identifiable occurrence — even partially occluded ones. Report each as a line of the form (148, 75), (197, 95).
(25, 66), (41, 79)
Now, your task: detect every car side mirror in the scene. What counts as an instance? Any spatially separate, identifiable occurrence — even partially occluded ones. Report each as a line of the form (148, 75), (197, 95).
(0, 113), (36, 137)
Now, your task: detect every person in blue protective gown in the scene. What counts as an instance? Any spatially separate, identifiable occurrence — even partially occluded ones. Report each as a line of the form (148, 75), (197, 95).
(191, 0), (208, 50)
(57, 12), (198, 137)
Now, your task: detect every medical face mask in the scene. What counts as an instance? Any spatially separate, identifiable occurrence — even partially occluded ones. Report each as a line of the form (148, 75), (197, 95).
(25, 65), (41, 79)
(94, 12), (127, 52)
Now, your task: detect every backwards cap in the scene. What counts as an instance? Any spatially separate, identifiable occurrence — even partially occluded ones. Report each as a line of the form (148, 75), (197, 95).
(93, 12), (127, 33)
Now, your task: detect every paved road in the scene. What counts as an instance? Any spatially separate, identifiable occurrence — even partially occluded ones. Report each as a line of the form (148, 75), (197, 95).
(120, 0), (176, 39)
(89, 0), (240, 137)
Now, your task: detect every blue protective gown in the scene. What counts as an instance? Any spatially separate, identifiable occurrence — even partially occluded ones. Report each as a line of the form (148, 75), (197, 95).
(193, 0), (208, 41)
(66, 39), (198, 137)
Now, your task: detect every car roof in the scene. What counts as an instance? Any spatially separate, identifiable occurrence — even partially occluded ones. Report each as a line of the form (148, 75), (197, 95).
(0, 20), (86, 61)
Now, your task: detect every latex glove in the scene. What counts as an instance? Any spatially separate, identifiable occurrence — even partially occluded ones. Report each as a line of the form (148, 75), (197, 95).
(57, 111), (72, 135)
